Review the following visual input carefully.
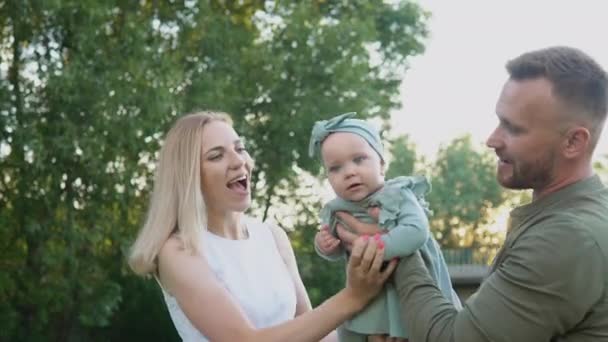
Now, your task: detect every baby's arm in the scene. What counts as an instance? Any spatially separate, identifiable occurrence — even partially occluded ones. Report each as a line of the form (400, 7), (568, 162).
(314, 205), (346, 261)
(378, 189), (430, 260)
(314, 226), (345, 261)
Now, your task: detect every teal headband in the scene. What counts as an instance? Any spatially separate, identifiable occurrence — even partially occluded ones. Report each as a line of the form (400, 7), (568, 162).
(308, 112), (384, 161)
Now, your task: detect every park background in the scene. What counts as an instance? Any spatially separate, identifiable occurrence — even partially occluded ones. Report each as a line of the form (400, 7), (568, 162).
(1, 1), (607, 341)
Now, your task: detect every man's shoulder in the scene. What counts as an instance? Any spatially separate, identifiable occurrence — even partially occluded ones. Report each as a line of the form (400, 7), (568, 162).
(517, 205), (608, 271)
(545, 186), (608, 249)
(551, 177), (608, 215)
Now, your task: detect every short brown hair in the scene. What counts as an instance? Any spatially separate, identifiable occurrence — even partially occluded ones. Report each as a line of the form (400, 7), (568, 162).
(506, 46), (608, 148)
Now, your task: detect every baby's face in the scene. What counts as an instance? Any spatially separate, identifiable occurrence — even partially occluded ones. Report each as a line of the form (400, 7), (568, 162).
(321, 132), (384, 201)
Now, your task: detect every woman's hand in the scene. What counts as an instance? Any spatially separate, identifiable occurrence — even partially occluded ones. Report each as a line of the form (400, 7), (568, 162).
(343, 236), (397, 309)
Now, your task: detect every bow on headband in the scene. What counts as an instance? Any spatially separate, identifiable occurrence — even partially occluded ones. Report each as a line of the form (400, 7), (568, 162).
(308, 112), (384, 161)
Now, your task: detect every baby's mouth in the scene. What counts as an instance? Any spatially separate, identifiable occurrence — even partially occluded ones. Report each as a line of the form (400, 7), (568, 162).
(347, 183), (363, 190)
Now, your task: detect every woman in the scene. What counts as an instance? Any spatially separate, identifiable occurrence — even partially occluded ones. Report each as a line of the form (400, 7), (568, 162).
(128, 111), (395, 341)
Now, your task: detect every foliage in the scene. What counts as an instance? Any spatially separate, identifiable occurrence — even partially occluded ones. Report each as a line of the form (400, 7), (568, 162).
(594, 154), (608, 183)
(426, 135), (507, 249)
(385, 134), (418, 178)
(0, 0), (429, 340)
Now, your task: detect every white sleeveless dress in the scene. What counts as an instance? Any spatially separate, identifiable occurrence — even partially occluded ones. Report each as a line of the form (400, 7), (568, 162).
(160, 217), (298, 341)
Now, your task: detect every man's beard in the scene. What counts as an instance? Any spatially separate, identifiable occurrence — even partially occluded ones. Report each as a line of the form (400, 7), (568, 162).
(501, 150), (556, 191)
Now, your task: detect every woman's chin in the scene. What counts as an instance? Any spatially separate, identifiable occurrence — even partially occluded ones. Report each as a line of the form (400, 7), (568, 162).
(230, 199), (251, 213)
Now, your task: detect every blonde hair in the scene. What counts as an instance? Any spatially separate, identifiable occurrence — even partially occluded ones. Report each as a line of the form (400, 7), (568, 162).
(128, 111), (232, 276)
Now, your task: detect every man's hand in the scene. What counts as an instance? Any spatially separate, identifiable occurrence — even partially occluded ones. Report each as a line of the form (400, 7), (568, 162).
(335, 210), (382, 251)
(314, 225), (341, 255)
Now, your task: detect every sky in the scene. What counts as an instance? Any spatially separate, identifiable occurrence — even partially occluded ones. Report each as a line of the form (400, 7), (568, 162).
(391, 0), (608, 160)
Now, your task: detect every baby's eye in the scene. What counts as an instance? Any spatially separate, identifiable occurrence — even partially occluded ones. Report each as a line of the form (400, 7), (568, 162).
(328, 165), (341, 173)
(353, 156), (367, 164)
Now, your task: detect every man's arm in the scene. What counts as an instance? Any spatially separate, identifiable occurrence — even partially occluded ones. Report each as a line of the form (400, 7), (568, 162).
(394, 221), (604, 341)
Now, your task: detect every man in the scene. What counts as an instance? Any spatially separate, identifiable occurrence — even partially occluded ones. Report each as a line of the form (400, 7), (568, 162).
(336, 46), (608, 341)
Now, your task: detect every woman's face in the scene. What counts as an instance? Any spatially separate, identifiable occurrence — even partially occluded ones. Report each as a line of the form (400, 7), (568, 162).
(200, 120), (252, 215)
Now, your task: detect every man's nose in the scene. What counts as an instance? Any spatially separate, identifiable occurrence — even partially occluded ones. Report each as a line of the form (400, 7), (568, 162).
(486, 127), (504, 149)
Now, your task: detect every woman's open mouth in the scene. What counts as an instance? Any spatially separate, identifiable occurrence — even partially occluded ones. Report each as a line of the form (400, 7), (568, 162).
(227, 175), (249, 194)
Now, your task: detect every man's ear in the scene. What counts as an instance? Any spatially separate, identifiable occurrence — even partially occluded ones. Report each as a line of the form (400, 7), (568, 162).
(562, 126), (590, 159)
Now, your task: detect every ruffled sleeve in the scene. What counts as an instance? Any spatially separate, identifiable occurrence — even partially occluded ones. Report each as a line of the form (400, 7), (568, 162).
(371, 175), (431, 228)
(371, 175), (432, 260)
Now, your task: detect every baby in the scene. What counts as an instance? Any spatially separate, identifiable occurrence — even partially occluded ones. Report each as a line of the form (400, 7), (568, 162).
(309, 112), (461, 342)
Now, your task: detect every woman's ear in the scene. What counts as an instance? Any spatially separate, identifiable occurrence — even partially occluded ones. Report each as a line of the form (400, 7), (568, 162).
(563, 126), (590, 159)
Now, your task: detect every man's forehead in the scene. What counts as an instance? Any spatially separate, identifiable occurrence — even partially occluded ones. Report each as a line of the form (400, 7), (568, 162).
(498, 78), (557, 116)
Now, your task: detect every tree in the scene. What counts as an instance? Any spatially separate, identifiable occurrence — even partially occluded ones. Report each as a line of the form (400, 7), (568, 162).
(427, 135), (507, 252)
(594, 154), (608, 183)
(0, 0), (429, 340)
(1, 1), (184, 340)
(385, 134), (418, 178)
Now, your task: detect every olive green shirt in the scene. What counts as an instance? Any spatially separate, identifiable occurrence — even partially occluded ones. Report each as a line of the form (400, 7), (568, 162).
(394, 175), (608, 341)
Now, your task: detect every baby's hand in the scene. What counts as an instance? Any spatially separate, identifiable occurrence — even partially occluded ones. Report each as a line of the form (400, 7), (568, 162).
(367, 206), (381, 221)
(315, 225), (341, 255)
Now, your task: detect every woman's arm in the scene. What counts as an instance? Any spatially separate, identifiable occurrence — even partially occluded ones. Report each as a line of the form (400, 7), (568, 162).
(158, 235), (395, 342)
(268, 223), (312, 315)
(269, 224), (339, 342)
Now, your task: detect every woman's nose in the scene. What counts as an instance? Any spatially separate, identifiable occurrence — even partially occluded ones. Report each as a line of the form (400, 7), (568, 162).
(228, 151), (246, 169)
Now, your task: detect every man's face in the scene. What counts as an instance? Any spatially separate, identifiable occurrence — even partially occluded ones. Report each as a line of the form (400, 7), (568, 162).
(486, 78), (566, 191)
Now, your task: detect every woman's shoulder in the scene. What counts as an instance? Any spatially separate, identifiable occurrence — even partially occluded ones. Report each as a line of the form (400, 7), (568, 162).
(158, 234), (205, 271)
(244, 215), (285, 240)
(244, 216), (292, 253)
(159, 234), (185, 260)
(242, 214), (266, 228)
(157, 234), (212, 297)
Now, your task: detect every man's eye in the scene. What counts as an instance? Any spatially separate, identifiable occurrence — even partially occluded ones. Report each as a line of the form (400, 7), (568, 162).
(506, 125), (523, 135)
(500, 121), (523, 135)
